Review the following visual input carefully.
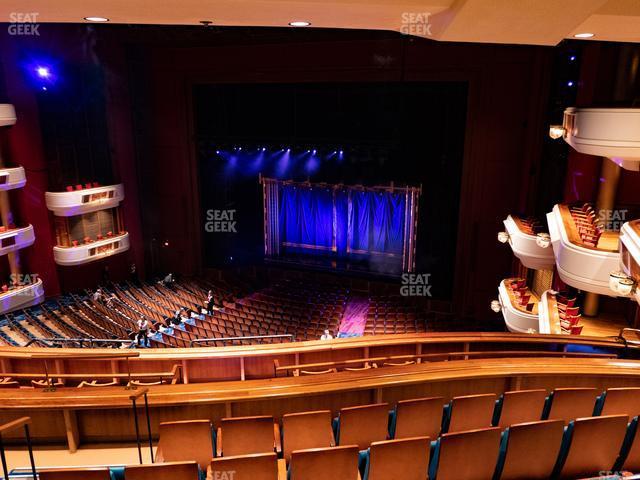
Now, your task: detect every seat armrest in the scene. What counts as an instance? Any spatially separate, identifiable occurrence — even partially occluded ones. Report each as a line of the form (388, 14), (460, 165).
(216, 427), (223, 457)
(274, 422), (282, 454)
(277, 458), (287, 480)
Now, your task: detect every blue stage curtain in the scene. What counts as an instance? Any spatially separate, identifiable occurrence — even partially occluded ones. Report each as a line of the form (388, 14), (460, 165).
(348, 190), (405, 255)
(279, 185), (334, 250)
(277, 184), (406, 263)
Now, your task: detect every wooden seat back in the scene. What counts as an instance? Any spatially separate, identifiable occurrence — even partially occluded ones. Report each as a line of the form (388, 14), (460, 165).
(558, 415), (629, 479)
(600, 387), (640, 417)
(289, 445), (359, 480)
(394, 397), (444, 439)
(219, 415), (276, 456)
(156, 419), (213, 470)
(125, 461), (199, 480)
(432, 427), (501, 480)
(448, 393), (496, 433)
(282, 410), (335, 462)
(338, 403), (389, 450)
(547, 388), (598, 424)
(498, 420), (564, 480)
(38, 468), (111, 480)
(368, 436), (430, 480)
(497, 389), (547, 428)
(208, 453), (279, 480)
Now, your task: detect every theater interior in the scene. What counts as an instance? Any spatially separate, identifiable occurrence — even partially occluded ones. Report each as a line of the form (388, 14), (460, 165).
(1, 1), (640, 479)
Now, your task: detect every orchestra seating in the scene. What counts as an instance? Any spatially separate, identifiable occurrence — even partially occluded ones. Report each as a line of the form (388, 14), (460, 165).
(0, 276), (437, 348)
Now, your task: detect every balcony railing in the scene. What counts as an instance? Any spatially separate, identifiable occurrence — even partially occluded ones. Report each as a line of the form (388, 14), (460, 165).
(0, 225), (35, 257)
(0, 103), (16, 127)
(0, 279), (44, 314)
(0, 166), (26, 191)
(53, 232), (130, 266)
(45, 183), (125, 216)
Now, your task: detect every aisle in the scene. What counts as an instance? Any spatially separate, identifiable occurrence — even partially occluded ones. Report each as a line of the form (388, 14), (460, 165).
(338, 296), (369, 336)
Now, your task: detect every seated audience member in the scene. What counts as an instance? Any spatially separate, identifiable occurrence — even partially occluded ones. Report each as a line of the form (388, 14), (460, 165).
(171, 309), (183, 326)
(206, 290), (215, 315)
(129, 262), (139, 284)
(92, 288), (103, 302)
(162, 273), (175, 288)
(136, 317), (150, 347)
(320, 329), (334, 340)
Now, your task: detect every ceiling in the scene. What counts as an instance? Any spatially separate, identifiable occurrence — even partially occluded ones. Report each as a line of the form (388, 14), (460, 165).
(1, 0), (639, 45)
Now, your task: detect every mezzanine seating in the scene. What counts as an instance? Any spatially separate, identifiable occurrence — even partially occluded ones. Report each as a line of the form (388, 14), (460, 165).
(14, 386), (640, 480)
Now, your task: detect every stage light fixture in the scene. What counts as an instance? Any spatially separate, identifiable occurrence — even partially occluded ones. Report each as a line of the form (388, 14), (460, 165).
(535, 233), (551, 248)
(497, 231), (510, 244)
(548, 125), (565, 139)
(574, 32), (594, 38)
(567, 81), (574, 87)
(569, 55), (576, 61)
(84, 16), (109, 22)
(289, 21), (311, 27)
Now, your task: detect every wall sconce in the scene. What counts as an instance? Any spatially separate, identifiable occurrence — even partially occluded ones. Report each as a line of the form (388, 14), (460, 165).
(549, 125), (566, 139)
(609, 270), (636, 296)
(536, 232), (551, 248)
(497, 231), (510, 244)
(490, 299), (502, 313)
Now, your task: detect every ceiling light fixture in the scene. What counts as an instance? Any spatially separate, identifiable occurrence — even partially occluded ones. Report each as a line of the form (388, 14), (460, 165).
(84, 16), (109, 22)
(574, 32), (594, 38)
(289, 21), (311, 27)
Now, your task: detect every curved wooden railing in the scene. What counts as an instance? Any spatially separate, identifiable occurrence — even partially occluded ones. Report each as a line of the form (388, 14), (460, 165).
(0, 332), (632, 385)
(2, 356), (640, 451)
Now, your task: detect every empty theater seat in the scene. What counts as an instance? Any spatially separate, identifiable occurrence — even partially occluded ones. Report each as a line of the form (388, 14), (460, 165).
(616, 417), (640, 472)
(125, 461), (200, 480)
(282, 410), (335, 462)
(493, 419), (565, 480)
(363, 436), (430, 480)
(493, 389), (547, 428)
(38, 467), (112, 480)
(217, 415), (281, 457)
(553, 414), (629, 479)
(595, 387), (640, 418)
(335, 403), (389, 450)
(543, 387), (599, 424)
(444, 393), (496, 433)
(428, 427), (501, 480)
(289, 445), (360, 480)
(391, 396), (445, 439)
(208, 452), (281, 480)
(155, 419), (214, 471)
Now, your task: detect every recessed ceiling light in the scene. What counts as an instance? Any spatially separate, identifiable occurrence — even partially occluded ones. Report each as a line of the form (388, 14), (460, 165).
(84, 16), (109, 22)
(289, 21), (311, 27)
(574, 32), (594, 38)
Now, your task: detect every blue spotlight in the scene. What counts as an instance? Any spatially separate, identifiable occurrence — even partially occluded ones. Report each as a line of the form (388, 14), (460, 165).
(36, 66), (50, 78)
(276, 149), (291, 177)
(567, 81), (574, 87)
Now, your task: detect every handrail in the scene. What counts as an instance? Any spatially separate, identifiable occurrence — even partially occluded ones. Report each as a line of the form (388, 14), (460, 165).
(618, 328), (640, 347)
(0, 417), (36, 479)
(189, 334), (295, 347)
(24, 337), (132, 348)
